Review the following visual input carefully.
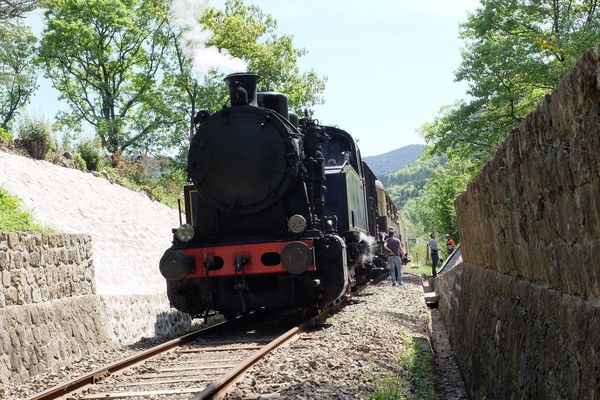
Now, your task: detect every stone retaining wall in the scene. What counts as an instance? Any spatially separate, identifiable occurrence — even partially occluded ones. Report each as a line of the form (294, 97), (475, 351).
(0, 233), (109, 383)
(0, 233), (190, 383)
(437, 46), (600, 399)
(102, 294), (191, 345)
(0, 233), (94, 306)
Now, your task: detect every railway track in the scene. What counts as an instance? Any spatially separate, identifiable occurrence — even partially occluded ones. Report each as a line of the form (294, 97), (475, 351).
(27, 278), (379, 400)
(26, 308), (331, 400)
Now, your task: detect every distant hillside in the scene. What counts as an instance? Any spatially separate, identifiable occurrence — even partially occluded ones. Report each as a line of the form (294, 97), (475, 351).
(363, 144), (426, 177)
(381, 155), (446, 208)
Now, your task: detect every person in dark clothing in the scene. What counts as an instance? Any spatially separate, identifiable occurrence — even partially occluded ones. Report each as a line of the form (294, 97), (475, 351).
(428, 232), (439, 278)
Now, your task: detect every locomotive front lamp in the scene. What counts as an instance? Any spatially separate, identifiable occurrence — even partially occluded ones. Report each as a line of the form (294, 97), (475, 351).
(288, 214), (307, 233)
(281, 241), (313, 274)
(176, 223), (195, 243)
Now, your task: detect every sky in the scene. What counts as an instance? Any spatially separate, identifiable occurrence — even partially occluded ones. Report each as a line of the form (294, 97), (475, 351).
(26, 0), (481, 157)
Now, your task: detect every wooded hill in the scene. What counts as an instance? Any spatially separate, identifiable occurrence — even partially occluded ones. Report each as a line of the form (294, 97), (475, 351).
(363, 144), (425, 178)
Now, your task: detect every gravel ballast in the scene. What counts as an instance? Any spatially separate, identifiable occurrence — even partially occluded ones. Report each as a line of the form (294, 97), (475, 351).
(226, 274), (434, 399)
(0, 274), (469, 399)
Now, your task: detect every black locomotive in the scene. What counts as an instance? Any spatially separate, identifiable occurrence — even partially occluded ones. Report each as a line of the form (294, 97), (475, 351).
(159, 73), (403, 317)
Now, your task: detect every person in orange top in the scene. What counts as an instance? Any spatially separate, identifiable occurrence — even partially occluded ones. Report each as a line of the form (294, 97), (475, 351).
(445, 234), (456, 256)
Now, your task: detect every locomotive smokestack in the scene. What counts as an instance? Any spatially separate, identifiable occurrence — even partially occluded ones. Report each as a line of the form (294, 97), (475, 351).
(224, 72), (261, 106)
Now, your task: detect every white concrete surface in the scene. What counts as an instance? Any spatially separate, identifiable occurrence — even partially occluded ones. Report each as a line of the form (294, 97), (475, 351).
(0, 151), (179, 295)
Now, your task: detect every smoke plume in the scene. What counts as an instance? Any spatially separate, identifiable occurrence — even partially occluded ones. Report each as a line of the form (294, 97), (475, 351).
(170, 0), (247, 80)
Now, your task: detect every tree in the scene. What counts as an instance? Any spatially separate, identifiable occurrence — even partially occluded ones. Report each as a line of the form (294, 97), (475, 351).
(0, 23), (38, 130)
(0, 0), (37, 20)
(161, 0), (327, 151)
(424, 0), (600, 166)
(403, 157), (476, 241)
(38, 0), (171, 164)
(202, 0), (326, 111)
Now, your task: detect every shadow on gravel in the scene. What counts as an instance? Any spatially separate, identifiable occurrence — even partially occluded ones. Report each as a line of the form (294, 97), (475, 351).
(345, 297), (366, 305)
(354, 291), (375, 297)
(306, 322), (334, 332)
(278, 380), (371, 399)
(384, 310), (428, 333)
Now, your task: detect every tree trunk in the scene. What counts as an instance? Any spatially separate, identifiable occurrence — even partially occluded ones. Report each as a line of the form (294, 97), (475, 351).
(110, 148), (123, 168)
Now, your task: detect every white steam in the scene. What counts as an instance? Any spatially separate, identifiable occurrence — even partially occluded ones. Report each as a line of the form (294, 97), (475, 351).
(170, 0), (247, 80)
(359, 232), (377, 264)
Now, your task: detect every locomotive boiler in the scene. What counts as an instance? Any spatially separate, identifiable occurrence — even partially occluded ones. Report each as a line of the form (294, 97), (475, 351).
(159, 72), (403, 317)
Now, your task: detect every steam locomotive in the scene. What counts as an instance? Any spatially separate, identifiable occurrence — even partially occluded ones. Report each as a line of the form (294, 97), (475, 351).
(159, 73), (404, 317)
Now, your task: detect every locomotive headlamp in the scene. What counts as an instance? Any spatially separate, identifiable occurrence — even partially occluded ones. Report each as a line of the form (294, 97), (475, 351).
(176, 224), (195, 243)
(288, 214), (307, 233)
(281, 241), (313, 274)
(159, 250), (193, 280)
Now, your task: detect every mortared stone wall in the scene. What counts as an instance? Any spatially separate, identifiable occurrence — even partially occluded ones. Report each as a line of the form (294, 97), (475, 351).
(436, 46), (600, 399)
(0, 233), (190, 383)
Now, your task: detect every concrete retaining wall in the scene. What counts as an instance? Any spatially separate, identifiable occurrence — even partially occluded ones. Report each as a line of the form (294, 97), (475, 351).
(437, 46), (600, 399)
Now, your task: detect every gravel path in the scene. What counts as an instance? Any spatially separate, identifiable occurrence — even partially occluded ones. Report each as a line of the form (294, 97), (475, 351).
(225, 274), (433, 399)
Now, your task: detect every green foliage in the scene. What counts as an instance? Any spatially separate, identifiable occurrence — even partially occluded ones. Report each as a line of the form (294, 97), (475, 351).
(159, 0), (327, 152)
(0, 126), (11, 143)
(397, 334), (438, 400)
(100, 156), (184, 208)
(17, 113), (55, 159)
(423, 0), (600, 167)
(72, 153), (86, 171)
(151, 165), (186, 208)
(0, 23), (38, 131)
(201, 0), (327, 112)
(38, 0), (171, 162)
(412, 0), (600, 236)
(405, 241), (433, 277)
(76, 139), (101, 171)
(382, 155), (445, 209)
(55, 131), (77, 155)
(402, 158), (477, 241)
(369, 375), (407, 400)
(0, 189), (49, 232)
(368, 332), (438, 400)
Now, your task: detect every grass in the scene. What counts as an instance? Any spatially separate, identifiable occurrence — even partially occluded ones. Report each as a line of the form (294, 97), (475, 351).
(370, 375), (409, 400)
(368, 331), (439, 400)
(0, 189), (52, 232)
(398, 334), (438, 400)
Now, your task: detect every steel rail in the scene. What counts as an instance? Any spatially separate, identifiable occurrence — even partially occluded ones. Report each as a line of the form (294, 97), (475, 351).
(28, 276), (382, 400)
(27, 320), (228, 400)
(191, 277), (381, 399)
(190, 308), (327, 400)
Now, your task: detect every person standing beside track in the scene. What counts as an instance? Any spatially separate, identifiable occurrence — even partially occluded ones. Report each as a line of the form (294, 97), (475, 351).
(428, 232), (439, 278)
(384, 228), (405, 286)
(445, 234), (456, 256)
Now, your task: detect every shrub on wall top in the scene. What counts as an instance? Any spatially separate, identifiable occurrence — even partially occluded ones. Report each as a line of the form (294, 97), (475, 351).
(0, 127), (13, 144)
(76, 139), (102, 171)
(17, 114), (55, 160)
